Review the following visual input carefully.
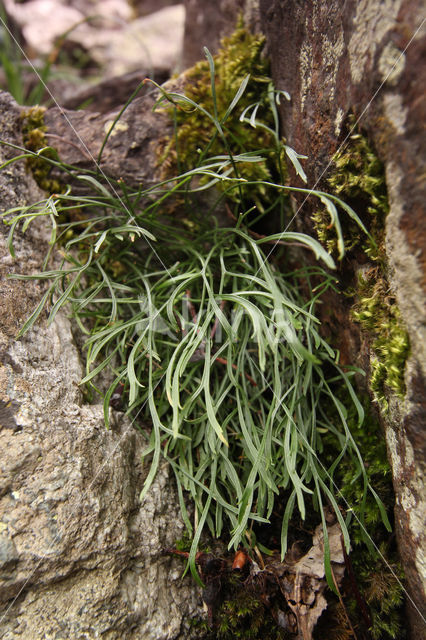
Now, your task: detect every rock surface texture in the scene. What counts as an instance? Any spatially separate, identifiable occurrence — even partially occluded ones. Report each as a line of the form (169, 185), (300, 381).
(3, 0), (185, 80)
(0, 0), (425, 637)
(258, 1), (425, 635)
(43, 89), (171, 187)
(182, 0), (261, 67)
(0, 92), (200, 639)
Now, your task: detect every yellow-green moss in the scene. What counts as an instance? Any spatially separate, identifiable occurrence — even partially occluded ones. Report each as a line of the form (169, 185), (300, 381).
(315, 123), (410, 410)
(157, 22), (286, 214)
(352, 268), (409, 409)
(313, 128), (389, 259)
(21, 106), (62, 193)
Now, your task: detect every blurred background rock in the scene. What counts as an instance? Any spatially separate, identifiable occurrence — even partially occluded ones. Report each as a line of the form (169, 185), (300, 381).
(0, 0), (185, 110)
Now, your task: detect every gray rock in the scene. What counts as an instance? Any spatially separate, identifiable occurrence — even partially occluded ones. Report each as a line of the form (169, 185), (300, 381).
(0, 91), (201, 639)
(4, 0), (184, 78)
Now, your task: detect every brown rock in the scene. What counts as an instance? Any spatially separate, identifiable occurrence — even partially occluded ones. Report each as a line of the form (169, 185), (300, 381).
(60, 69), (170, 113)
(182, 0), (261, 67)
(259, 1), (426, 634)
(43, 89), (171, 186)
(131, 0), (181, 18)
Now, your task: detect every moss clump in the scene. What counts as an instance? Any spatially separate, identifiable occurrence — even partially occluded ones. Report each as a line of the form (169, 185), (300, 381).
(157, 22), (287, 214)
(160, 24), (270, 162)
(329, 132), (389, 257)
(335, 399), (393, 543)
(21, 106), (62, 193)
(354, 543), (405, 640)
(314, 123), (410, 409)
(174, 532), (194, 553)
(313, 128), (389, 258)
(352, 269), (410, 408)
(213, 588), (285, 640)
(313, 126), (408, 627)
(190, 572), (287, 640)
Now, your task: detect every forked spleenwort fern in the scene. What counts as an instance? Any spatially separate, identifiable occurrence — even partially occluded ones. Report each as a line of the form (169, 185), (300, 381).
(1, 48), (390, 588)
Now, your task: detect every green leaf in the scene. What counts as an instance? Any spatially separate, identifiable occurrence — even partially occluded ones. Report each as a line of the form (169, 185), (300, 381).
(256, 232), (336, 269)
(284, 145), (308, 183)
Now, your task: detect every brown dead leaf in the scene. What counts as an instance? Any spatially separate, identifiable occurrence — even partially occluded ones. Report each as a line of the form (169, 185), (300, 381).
(271, 523), (347, 640)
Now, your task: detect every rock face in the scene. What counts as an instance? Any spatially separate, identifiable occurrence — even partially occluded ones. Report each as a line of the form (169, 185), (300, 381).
(258, 1), (425, 635)
(182, 0), (261, 67)
(4, 0), (185, 81)
(0, 92), (200, 639)
(1, 0), (425, 636)
(43, 90), (171, 187)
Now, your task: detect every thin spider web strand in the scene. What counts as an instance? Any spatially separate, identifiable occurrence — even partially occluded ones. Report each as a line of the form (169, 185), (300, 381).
(243, 349), (425, 624)
(255, 17), (426, 272)
(0, 15), (175, 280)
(0, 10), (424, 628)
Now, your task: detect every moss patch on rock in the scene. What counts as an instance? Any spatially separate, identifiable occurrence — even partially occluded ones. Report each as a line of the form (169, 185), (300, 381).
(313, 130), (389, 259)
(156, 22), (288, 216)
(352, 269), (409, 408)
(311, 127), (408, 637)
(21, 106), (62, 193)
(315, 124), (410, 410)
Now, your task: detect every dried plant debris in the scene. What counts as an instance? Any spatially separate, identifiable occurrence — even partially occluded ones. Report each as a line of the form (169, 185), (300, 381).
(167, 523), (346, 639)
(273, 523), (346, 640)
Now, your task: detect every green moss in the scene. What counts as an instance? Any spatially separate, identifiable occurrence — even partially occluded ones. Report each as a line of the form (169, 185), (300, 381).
(314, 126), (409, 622)
(322, 392), (406, 639)
(313, 127), (388, 259)
(356, 544), (405, 640)
(188, 572), (287, 640)
(174, 532), (194, 553)
(157, 22), (287, 215)
(337, 404), (392, 542)
(213, 587), (285, 640)
(21, 106), (62, 193)
(352, 269), (410, 408)
(314, 122), (410, 409)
